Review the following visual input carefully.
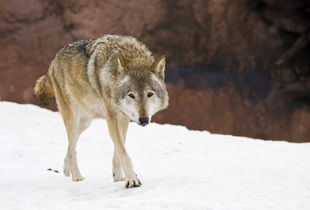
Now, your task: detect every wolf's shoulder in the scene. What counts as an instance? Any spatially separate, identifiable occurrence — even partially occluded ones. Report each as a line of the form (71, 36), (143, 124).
(56, 35), (152, 62)
(57, 39), (94, 58)
(95, 35), (152, 56)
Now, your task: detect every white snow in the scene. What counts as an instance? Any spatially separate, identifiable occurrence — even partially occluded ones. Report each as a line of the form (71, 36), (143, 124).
(0, 101), (309, 210)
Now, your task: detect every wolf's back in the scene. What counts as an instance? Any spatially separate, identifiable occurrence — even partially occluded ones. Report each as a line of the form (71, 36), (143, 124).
(34, 74), (54, 105)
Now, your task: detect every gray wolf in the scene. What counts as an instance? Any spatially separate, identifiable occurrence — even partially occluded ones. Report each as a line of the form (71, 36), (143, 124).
(34, 35), (169, 188)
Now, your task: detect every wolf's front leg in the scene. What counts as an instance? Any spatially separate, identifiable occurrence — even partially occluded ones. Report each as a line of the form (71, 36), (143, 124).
(112, 115), (129, 182)
(112, 150), (125, 182)
(106, 112), (141, 188)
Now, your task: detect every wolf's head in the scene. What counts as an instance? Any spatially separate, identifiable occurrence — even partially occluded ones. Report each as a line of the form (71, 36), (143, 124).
(112, 55), (169, 126)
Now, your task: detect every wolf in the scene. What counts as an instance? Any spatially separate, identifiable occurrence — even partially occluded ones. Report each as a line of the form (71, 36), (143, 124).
(34, 35), (169, 188)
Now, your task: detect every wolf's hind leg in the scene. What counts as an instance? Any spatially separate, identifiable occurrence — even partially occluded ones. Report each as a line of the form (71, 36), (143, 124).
(51, 76), (91, 182)
(63, 114), (91, 182)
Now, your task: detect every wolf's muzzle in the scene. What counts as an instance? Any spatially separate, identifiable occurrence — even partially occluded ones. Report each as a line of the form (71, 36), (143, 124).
(138, 117), (149, 126)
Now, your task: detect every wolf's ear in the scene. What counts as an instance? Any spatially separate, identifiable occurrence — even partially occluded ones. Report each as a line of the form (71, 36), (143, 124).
(151, 55), (166, 80)
(116, 54), (128, 74)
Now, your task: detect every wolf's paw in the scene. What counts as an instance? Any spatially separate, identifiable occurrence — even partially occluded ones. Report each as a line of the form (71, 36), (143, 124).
(72, 176), (85, 182)
(125, 178), (141, 188)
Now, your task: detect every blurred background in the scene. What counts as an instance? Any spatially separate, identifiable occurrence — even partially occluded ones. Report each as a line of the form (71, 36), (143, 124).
(0, 0), (309, 142)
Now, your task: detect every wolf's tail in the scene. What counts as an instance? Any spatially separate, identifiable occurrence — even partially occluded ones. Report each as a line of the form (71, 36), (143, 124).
(33, 74), (54, 105)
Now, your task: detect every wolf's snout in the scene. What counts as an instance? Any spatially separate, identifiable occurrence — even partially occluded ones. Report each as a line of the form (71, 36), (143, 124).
(139, 117), (149, 126)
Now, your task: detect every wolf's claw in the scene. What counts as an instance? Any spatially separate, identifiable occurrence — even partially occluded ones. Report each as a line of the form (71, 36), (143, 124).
(125, 178), (141, 188)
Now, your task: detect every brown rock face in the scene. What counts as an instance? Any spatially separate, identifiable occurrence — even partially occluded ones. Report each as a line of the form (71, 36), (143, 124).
(0, 0), (309, 142)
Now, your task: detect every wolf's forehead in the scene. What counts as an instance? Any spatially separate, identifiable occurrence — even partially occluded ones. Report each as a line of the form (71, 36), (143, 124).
(118, 75), (131, 86)
(117, 75), (144, 93)
(118, 73), (163, 94)
(121, 73), (151, 87)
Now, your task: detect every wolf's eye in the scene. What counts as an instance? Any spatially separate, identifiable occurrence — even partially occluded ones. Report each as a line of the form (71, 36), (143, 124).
(128, 93), (135, 99)
(147, 92), (154, 98)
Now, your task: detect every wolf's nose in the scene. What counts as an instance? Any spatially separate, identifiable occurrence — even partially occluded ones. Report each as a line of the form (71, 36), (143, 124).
(139, 117), (149, 126)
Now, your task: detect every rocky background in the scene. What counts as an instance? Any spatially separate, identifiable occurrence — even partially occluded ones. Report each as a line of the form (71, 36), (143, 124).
(0, 0), (309, 142)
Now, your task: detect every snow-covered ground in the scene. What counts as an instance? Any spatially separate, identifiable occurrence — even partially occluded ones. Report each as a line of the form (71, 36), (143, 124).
(0, 102), (309, 210)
